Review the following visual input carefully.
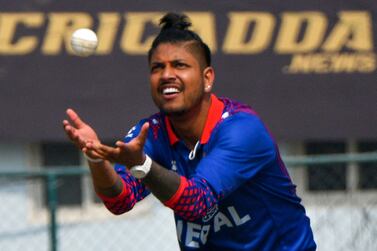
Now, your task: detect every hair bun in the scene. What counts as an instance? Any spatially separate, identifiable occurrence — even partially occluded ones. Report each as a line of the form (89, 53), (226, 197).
(160, 12), (191, 31)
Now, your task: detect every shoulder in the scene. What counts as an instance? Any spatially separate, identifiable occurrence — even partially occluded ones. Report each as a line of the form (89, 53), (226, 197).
(212, 98), (275, 150)
(219, 114), (272, 142)
(220, 97), (258, 118)
(218, 97), (266, 133)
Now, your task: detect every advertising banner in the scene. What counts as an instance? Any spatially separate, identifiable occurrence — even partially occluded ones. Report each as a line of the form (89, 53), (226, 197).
(1, 0), (376, 141)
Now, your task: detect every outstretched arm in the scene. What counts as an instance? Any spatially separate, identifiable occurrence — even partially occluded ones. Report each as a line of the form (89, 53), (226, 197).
(62, 108), (122, 197)
(86, 122), (181, 202)
(86, 123), (219, 221)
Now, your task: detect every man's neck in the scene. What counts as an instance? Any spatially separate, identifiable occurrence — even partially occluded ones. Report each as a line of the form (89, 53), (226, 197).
(168, 96), (211, 149)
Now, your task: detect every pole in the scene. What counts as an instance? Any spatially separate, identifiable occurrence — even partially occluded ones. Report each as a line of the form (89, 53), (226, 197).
(47, 172), (58, 251)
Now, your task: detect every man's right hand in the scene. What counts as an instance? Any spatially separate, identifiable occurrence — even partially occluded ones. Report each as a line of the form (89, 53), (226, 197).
(63, 108), (101, 159)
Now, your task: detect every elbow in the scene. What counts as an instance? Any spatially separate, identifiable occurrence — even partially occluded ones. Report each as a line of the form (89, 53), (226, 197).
(108, 209), (128, 216)
(166, 177), (218, 221)
(103, 200), (136, 215)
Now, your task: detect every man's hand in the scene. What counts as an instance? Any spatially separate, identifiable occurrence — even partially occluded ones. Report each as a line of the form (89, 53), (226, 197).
(85, 122), (150, 168)
(63, 108), (101, 159)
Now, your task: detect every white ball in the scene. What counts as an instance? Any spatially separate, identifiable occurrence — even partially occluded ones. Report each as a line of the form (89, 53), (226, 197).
(70, 28), (98, 57)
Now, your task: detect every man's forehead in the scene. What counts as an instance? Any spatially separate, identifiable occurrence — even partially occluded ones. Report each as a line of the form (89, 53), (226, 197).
(151, 43), (194, 61)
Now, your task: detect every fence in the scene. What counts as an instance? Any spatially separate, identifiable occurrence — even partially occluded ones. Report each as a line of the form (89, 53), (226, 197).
(1, 152), (377, 251)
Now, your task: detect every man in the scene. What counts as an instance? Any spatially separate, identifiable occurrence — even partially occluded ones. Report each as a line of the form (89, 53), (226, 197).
(63, 12), (316, 251)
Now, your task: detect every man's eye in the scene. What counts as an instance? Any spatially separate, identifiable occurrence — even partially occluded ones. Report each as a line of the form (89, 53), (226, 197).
(151, 65), (162, 72)
(175, 62), (187, 68)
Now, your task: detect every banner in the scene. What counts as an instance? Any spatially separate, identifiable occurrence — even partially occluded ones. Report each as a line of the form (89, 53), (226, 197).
(1, 0), (376, 141)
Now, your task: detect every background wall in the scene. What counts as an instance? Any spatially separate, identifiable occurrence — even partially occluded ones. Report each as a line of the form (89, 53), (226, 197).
(0, 0), (376, 141)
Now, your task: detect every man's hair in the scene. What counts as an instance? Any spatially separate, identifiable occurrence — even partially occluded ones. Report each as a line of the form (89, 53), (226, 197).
(148, 12), (212, 67)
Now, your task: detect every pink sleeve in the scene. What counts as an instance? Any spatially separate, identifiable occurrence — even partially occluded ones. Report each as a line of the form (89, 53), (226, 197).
(164, 176), (218, 221)
(97, 178), (137, 215)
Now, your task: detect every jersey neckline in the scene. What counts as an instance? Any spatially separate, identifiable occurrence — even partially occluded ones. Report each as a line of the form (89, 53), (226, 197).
(164, 94), (225, 145)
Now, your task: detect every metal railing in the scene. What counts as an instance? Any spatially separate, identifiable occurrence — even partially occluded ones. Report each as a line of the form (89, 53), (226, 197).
(0, 152), (377, 251)
(0, 167), (88, 251)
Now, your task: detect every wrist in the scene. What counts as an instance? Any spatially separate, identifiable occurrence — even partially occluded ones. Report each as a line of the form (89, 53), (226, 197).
(130, 155), (152, 179)
(84, 153), (103, 163)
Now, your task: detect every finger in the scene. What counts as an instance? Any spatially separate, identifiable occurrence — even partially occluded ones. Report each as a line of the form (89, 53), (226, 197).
(63, 120), (70, 126)
(63, 121), (72, 134)
(63, 121), (75, 138)
(84, 144), (106, 159)
(66, 108), (86, 128)
(136, 122), (149, 146)
(84, 144), (117, 163)
(64, 125), (86, 148)
(87, 141), (120, 157)
(82, 148), (105, 160)
(115, 140), (126, 148)
(85, 141), (106, 156)
(63, 124), (77, 141)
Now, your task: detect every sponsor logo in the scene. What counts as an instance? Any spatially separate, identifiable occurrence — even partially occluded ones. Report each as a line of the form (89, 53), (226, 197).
(0, 11), (375, 73)
(202, 205), (218, 222)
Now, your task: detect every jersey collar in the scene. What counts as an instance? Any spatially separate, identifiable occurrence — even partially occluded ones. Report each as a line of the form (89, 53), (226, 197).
(164, 94), (225, 146)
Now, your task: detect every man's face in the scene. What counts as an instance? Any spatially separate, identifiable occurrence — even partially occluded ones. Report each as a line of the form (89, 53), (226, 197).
(149, 42), (212, 117)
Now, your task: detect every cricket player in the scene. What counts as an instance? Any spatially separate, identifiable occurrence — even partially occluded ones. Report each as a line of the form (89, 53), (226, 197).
(63, 12), (316, 251)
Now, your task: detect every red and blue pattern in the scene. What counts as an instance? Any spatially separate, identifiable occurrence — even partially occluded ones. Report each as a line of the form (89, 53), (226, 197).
(99, 94), (316, 251)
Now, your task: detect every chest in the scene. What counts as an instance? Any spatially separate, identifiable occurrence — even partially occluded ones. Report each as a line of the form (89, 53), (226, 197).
(163, 141), (209, 177)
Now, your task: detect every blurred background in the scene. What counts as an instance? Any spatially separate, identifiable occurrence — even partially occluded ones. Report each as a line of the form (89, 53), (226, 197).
(0, 0), (376, 250)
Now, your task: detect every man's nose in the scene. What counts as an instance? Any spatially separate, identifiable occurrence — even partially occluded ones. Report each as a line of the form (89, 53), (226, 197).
(161, 65), (175, 80)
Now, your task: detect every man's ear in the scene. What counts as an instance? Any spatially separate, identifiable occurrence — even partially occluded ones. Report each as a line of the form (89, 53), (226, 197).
(203, 66), (215, 93)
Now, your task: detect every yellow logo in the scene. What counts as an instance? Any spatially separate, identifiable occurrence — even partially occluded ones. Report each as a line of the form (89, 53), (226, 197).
(0, 11), (374, 73)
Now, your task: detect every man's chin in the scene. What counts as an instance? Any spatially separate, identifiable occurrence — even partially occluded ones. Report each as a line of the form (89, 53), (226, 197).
(161, 107), (187, 117)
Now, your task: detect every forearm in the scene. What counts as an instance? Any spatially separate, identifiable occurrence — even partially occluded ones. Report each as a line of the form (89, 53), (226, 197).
(91, 160), (151, 215)
(142, 161), (181, 202)
(142, 161), (218, 221)
(88, 160), (123, 197)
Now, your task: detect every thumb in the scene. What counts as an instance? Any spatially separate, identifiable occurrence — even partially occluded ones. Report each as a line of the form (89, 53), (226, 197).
(136, 122), (149, 146)
(66, 108), (86, 128)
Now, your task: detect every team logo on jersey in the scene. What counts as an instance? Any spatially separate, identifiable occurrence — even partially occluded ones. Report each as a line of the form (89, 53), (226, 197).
(171, 160), (177, 172)
(125, 126), (136, 138)
(177, 205), (252, 248)
(202, 205), (219, 222)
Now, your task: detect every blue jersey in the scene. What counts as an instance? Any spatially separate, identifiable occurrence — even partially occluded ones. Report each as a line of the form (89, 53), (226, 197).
(118, 95), (316, 251)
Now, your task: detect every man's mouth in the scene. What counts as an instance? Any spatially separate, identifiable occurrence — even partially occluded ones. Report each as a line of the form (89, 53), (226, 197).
(162, 87), (180, 95)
